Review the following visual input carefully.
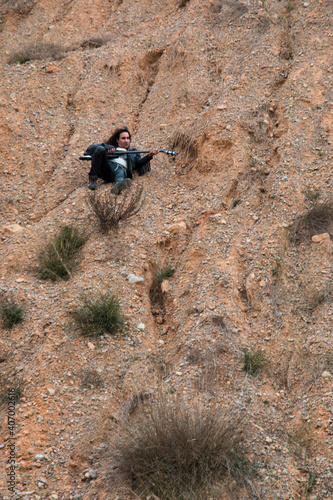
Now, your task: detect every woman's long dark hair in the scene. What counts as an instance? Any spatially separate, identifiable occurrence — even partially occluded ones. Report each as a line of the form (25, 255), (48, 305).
(105, 127), (131, 146)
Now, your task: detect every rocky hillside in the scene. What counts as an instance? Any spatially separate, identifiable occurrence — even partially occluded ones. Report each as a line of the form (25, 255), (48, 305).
(0, 0), (333, 498)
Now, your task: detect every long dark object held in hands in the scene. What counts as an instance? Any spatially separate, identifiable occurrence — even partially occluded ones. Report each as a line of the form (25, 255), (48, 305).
(79, 149), (178, 161)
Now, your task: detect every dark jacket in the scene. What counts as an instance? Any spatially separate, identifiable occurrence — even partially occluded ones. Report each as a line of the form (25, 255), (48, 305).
(84, 143), (151, 178)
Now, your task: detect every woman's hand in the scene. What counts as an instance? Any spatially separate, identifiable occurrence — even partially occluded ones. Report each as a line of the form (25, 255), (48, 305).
(102, 143), (116, 153)
(149, 148), (159, 158)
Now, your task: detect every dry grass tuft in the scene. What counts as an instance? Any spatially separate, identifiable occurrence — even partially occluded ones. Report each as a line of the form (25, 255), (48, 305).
(169, 130), (200, 161)
(287, 422), (313, 461)
(210, 0), (248, 20)
(177, 0), (191, 9)
(37, 225), (87, 281)
(1, 0), (36, 17)
(7, 42), (66, 64)
(70, 289), (125, 338)
(88, 184), (144, 232)
(81, 37), (110, 49)
(289, 201), (333, 244)
(167, 44), (187, 69)
(243, 348), (267, 376)
(113, 397), (252, 499)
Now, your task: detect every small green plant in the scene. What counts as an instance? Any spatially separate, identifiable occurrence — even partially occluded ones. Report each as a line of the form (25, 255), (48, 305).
(149, 266), (175, 310)
(0, 297), (24, 329)
(304, 471), (317, 496)
(70, 290), (125, 337)
(271, 257), (284, 277)
(243, 349), (267, 376)
(37, 225), (87, 281)
(81, 369), (103, 389)
(155, 265), (175, 284)
(114, 399), (252, 498)
(0, 378), (23, 406)
(302, 186), (321, 202)
(232, 198), (241, 208)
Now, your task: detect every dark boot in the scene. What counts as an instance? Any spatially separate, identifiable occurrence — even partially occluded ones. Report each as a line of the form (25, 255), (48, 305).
(111, 178), (131, 195)
(88, 176), (98, 190)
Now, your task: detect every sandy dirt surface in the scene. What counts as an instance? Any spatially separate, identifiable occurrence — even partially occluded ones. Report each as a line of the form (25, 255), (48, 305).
(0, 0), (332, 498)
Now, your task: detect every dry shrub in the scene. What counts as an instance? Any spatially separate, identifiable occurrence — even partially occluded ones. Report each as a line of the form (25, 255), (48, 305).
(307, 287), (331, 313)
(81, 37), (110, 49)
(1, 0), (35, 16)
(287, 421), (313, 461)
(147, 352), (172, 381)
(210, 0), (248, 20)
(113, 397), (252, 499)
(81, 369), (104, 389)
(7, 42), (66, 64)
(169, 130), (200, 161)
(280, 30), (293, 60)
(88, 184), (144, 232)
(273, 344), (332, 392)
(289, 201), (333, 244)
(177, 0), (190, 9)
(167, 44), (187, 69)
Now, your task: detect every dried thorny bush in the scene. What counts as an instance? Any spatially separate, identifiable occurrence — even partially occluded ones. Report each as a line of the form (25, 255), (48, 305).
(7, 42), (66, 65)
(88, 183), (144, 232)
(289, 201), (333, 244)
(113, 398), (253, 499)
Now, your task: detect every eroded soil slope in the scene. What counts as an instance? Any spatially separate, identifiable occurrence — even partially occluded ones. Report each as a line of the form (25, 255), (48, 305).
(0, 0), (333, 498)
